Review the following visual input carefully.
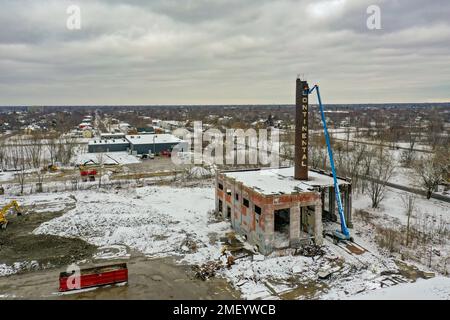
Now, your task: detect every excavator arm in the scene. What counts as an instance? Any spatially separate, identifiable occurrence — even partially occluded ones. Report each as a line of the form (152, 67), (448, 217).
(307, 85), (351, 241)
(0, 200), (23, 229)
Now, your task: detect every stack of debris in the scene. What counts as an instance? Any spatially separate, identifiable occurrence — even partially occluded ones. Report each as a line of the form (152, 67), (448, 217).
(296, 244), (325, 257)
(193, 249), (237, 280)
(180, 237), (198, 253)
(192, 261), (223, 280)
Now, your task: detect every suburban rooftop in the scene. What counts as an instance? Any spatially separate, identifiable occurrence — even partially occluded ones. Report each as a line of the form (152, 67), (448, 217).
(125, 134), (183, 145)
(88, 139), (129, 145)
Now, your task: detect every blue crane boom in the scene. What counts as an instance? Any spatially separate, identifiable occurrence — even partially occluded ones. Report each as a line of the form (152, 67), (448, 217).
(307, 84), (351, 240)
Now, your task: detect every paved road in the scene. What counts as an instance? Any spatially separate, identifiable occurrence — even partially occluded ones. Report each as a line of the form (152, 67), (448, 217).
(364, 176), (450, 203)
(310, 132), (433, 154)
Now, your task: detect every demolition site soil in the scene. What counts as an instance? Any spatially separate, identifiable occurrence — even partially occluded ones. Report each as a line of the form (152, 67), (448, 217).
(0, 201), (239, 299)
(0, 203), (96, 268)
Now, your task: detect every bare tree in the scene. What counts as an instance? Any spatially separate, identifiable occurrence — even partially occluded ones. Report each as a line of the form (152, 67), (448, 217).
(26, 133), (44, 192)
(426, 108), (444, 150)
(0, 138), (6, 170)
(413, 148), (448, 199)
(9, 142), (20, 171)
(365, 146), (395, 208)
(346, 144), (367, 193)
(401, 193), (416, 247)
(27, 132), (43, 169)
(56, 136), (77, 165)
(311, 145), (327, 170)
(97, 152), (104, 188)
(11, 137), (29, 195)
(280, 143), (293, 166)
(46, 133), (59, 165)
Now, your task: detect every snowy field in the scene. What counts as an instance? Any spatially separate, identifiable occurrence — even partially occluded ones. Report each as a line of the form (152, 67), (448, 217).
(353, 187), (450, 228)
(8, 185), (444, 300)
(350, 276), (450, 300)
(34, 187), (230, 260)
(72, 152), (141, 166)
(0, 171), (15, 182)
(2, 192), (76, 215)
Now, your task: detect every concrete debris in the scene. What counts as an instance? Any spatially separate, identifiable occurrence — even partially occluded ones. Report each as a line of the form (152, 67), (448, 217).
(318, 266), (341, 280)
(180, 237), (198, 253)
(226, 255), (235, 269)
(192, 261), (223, 280)
(193, 249), (237, 280)
(423, 272), (435, 279)
(296, 244), (325, 257)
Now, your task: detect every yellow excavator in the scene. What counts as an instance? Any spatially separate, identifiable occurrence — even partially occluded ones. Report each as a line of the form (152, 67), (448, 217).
(0, 200), (23, 230)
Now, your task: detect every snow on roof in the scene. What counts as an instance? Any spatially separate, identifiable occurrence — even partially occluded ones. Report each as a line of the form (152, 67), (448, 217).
(126, 134), (183, 145)
(73, 152), (140, 165)
(100, 133), (125, 137)
(223, 167), (349, 195)
(88, 139), (129, 145)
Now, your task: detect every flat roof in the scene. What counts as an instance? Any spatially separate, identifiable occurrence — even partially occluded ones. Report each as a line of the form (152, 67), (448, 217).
(100, 133), (126, 137)
(222, 167), (349, 195)
(88, 139), (129, 145)
(126, 134), (183, 145)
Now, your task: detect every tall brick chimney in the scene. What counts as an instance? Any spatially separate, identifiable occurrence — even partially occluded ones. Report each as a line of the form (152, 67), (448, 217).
(294, 77), (309, 180)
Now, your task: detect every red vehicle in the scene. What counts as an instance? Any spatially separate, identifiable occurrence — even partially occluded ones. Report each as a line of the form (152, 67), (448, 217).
(80, 169), (97, 182)
(59, 263), (128, 292)
(80, 169), (97, 176)
(161, 150), (172, 157)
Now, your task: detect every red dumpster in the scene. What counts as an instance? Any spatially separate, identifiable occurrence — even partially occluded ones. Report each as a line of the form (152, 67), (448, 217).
(59, 263), (128, 292)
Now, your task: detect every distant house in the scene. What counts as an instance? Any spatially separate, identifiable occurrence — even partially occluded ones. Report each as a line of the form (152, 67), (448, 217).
(23, 124), (41, 134)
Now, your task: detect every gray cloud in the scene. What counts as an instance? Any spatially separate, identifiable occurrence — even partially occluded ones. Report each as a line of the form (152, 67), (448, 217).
(0, 0), (449, 105)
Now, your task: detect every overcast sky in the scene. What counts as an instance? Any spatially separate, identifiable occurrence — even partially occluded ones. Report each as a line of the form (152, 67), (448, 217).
(0, 0), (449, 105)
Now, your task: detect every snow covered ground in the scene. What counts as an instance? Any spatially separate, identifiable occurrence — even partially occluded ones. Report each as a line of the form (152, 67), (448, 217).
(2, 193), (76, 214)
(25, 185), (449, 299)
(353, 187), (450, 228)
(352, 187), (449, 275)
(0, 261), (40, 277)
(0, 171), (15, 182)
(34, 187), (230, 260)
(350, 276), (450, 300)
(0, 179), (447, 299)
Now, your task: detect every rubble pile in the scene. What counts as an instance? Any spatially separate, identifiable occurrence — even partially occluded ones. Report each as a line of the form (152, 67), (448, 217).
(192, 261), (223, 280)
(180, 237), (198, 253)
(297, 244), (325, 257)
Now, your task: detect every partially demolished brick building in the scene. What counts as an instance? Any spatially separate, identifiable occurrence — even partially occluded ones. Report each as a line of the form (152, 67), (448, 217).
(215, 78), (352, 254)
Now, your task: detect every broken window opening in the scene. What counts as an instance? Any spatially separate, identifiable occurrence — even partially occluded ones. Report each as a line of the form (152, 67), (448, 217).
(274, 208), (290, 248)
(300, 206), (315, 236)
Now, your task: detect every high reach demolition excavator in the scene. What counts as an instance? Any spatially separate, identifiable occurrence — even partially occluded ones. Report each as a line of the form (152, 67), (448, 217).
(0, 200), (23, 229)
(306, 84), (353, 243)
